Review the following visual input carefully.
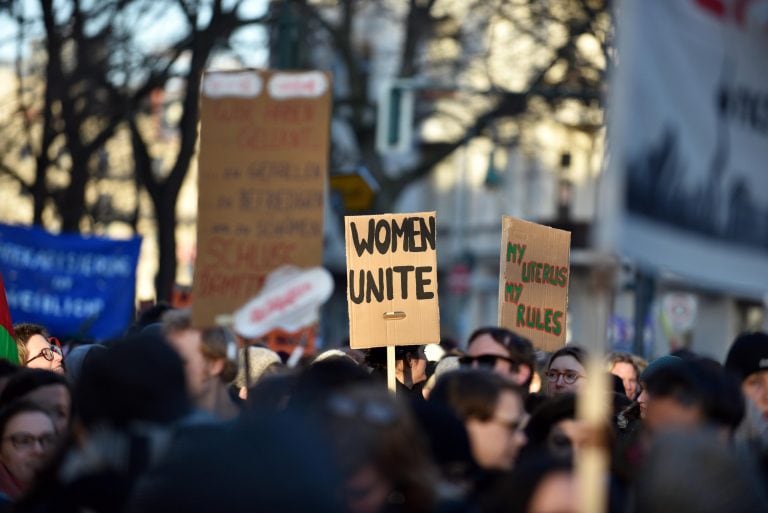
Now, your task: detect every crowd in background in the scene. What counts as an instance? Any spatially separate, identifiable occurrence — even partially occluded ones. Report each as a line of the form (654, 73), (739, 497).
(1, 303), (767, 513)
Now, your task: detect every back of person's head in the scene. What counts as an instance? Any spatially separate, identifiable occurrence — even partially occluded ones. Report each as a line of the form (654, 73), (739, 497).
(160, 308), (192, 335)
(317, 385), (437, 513)
(245, 373), (296, 415)
(430, 368), (523, 422)
(63, 343), (107, 385)
(0, 368), (70, 407)
(408, 399), (478, 486)
(689, 357), (744, 433)
(129, 410), (345, 513)
(643, 359), (700, 404)
(724, 331), (768, 383)
(482, 452), (573, 513)
(525, 394), (577, 447)
(75, 333), (190, 429)
(634, 431), (768, 513)
(199, 326), (237, 383)
(291, 356), (373, 410)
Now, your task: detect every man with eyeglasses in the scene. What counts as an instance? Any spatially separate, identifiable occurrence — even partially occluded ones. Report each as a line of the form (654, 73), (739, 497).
(461, 327), (535, 390)
(12, 324), (63, 374)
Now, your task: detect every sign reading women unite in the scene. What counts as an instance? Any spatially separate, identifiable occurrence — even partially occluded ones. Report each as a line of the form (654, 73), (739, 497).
(498, 217), (570, 351)
(345, 212), (440, 349)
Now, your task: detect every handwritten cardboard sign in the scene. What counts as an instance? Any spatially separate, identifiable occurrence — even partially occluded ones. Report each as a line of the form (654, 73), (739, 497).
(345, 212), (440, 349)
(192, 70), (332, 328)
(498, 217), (571, 351)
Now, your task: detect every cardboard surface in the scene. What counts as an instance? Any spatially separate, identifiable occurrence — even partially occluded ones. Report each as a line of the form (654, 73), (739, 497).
(345, 212), (440, 349)
(498, 217), (571, 352)
(192, 70), (331, 328)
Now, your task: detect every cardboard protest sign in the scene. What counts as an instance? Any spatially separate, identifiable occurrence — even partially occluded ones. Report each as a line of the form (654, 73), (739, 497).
(345, 212), (440, 349)
(233, 266), (334, 339)
(193, 70), (331, 328)
(498, 217), (570, 352)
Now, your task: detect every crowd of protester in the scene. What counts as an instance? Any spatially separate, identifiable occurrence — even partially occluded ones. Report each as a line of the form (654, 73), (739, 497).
(2, 305), (768, 513)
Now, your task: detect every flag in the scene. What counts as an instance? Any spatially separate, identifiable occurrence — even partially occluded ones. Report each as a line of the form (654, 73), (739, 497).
(0, 273), (19, 365)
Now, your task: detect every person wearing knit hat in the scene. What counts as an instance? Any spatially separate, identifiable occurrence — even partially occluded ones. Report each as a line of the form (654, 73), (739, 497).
(235, 346), (283, 399)
(636, 355), (685, 420)
(725, 332), (768, 403)
(725, 332), (768, 429)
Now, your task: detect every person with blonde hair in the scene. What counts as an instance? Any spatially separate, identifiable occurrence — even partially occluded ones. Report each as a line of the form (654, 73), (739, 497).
(12, 324), (63, 374)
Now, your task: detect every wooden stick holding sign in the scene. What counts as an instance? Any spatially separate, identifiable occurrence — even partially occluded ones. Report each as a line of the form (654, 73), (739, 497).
(345, 212), (441, 394)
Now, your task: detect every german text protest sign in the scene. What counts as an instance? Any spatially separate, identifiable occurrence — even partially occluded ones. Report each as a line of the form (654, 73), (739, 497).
(498, 217), (570, 351)
(345, 212), (440, 349)
(193, 70), (331, 328)
(0, 224), (141, 340)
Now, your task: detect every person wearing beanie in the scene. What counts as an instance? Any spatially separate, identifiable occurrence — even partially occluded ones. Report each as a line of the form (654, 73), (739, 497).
(724, 332), (768, 448)
(725, 332), (768, 416)
(635, 355), (685, 419)
(235, 346), (283, 399)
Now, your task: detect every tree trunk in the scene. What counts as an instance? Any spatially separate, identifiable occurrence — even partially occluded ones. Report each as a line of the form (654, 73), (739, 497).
(153, 188), (177, 302)
(59, 160), (89, 232)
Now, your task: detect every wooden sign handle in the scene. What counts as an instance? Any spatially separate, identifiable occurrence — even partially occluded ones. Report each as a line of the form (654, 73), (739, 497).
(387, 346), (396, 394)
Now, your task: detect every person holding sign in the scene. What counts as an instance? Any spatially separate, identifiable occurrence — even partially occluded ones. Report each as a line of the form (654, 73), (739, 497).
(461, 327), (535, 390)
(365, 346), (428, 400)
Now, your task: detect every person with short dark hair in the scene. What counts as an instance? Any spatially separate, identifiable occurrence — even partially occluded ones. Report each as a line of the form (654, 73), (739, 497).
(463, 327), (535, 389)
(482, 453), (575, 513)
(724, 331), (768, 448)
(545, 346), (588, 396)
(0, 370), (71, 435)
(431, 369), (528, 471)
(0, 400), (57, 501)
(365, 345), (428, 399)
(317, 385), (438, 513)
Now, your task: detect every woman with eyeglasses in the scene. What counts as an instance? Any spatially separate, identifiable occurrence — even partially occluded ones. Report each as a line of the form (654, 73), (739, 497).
(12, 324), (64, 374)
(545, 346), (588, 396)
(0, 400), (57, 502)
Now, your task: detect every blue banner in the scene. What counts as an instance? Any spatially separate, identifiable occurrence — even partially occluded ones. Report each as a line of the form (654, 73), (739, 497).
(0, 224), (142, 340)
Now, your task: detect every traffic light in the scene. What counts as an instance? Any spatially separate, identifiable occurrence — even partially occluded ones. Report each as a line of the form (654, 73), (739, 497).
(376, 80), (415, 154)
